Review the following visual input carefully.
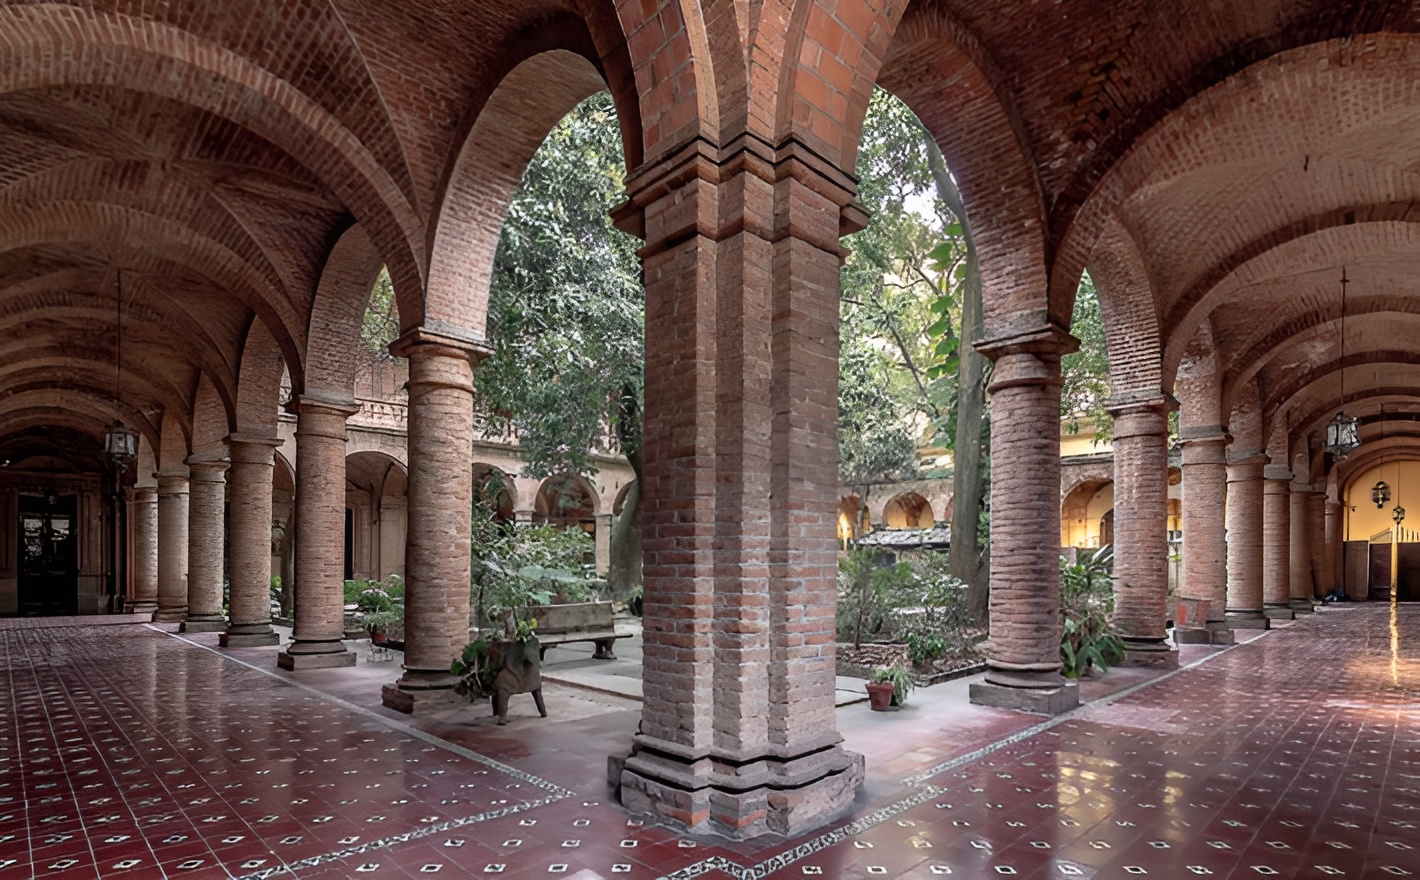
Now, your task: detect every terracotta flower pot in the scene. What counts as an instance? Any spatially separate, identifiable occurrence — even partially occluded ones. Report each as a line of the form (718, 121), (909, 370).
(865, 681), (895, 712)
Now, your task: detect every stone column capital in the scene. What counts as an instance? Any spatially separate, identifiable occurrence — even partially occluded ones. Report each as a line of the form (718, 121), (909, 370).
(132, 486), (158, 503)
(288, 393), (360, 441)
(154, 470), (190, 493)
(1109, 395), (1174, 439)
(980, 325), (1077, 394)
(388, 324), (491, 367)
(1226, 454), (1269, 481)
(185, 458), (229, 483)
(1263, 465), (1294, 483)
(225, 434), (282, 466)
(286, 391), (360, 417)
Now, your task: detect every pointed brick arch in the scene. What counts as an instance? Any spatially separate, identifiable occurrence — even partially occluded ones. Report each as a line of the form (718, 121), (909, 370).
(304, 223), (386, 394)
(234, 320), (286, 438)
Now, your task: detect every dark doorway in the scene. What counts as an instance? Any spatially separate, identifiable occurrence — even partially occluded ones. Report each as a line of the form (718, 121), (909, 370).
(1369, 542), (1393, 599)
(344, 507), (354, 581)
(18, 494), (78, 616)
(1398, 543), (1420, 602)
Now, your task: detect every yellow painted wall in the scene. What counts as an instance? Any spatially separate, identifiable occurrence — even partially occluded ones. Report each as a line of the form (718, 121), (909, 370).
(1346, 460), (1420, 540)
(1062, 483), (1115, 547)
(1061, 418), (1113, 457)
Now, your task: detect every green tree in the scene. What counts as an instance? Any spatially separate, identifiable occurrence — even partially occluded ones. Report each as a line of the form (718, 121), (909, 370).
(474, 93), (645, 597)
(1061, 273), (1112, 439)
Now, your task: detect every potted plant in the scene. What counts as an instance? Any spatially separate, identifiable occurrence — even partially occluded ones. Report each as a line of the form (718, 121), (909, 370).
(363, 609), (403, 647)
(452, 617), (545, 725)
(867, 663), (913, 711)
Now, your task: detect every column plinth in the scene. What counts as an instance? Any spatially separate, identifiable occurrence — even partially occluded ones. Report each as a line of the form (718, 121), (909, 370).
(1178, 428), (1234, 645)
(1108, 398), (1178, 668)
(1225, 454), (1270, 630)
(220, 436), (282, 648)
(969, 328), (1080, 713)
(382, 334), (482, 709)
(129, 487), (159, 614)
(153, 470), (191, 622)
(279, 395), (361, 671)
(181, 460), (228, 632)
(1262, 467), (1294, 621)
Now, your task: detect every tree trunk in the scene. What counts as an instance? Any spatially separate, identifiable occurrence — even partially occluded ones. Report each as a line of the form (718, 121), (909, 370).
(926, 138), (991, 620)
(280, 513), (296, 619)
(606, 445), (643, 600)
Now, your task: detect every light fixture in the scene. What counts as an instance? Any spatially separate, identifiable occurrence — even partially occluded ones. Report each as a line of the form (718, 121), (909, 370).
(1374, 480), (1392, 509)
(1394, 506), (1407, 526)
(103, 268), (138, 472)
(1326, 267), (1360, 458)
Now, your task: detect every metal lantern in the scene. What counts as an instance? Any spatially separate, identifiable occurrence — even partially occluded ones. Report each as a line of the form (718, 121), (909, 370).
(1326, 411), (1360, 458)
(1373, 480), (1392, 509)
(104, 420), (138, 471)
(1395, 506), (1408, 525)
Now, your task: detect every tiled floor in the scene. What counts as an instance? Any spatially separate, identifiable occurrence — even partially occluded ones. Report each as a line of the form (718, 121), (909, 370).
(2, 604), (1417, 879)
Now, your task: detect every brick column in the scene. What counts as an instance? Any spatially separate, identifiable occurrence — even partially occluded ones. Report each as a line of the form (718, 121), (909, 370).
(1290, 483), (1315, 614)
(153, 470), (190, 622)
(129, 486), (158, 615)
(1177, 429), (1233, 644)
(180, 460), (228, 633)
(1324, 497), (1343, 600)
(1262, 467), (1293, 620)
(1108, 398), (1176, 667)
(1225, 454), (1269, 629)
(969, 326), (1080, 714)
(220, 436), (281, 648)
(610, 144), (865, 838)
(381, 332), (483, 713)
(1308, 491), (1328, 602)
(279, 395), (360, 670)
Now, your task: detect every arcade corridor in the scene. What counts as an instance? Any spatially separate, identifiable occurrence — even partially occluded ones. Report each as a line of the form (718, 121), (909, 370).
(2, 606), (1416, 879)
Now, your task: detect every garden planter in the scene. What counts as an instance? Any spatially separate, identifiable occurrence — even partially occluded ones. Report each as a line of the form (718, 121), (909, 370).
(489, 638), (546, 725)
(865, 681), (895, 711)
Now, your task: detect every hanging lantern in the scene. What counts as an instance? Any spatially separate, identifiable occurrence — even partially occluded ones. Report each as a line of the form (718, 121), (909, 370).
(104, 420), (138, 472)
(1373, 480), (1391, 509)
(1394, 506), (1407, 525)
(1326, 410), (1359, 458)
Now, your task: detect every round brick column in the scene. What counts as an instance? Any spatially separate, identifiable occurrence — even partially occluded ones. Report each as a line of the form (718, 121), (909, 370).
(1225, 454), (1268, 628)
(1308, 491), (1328, 601)
(1108, 399), (1176, 667)
(220, 437), (281, 648)
(181, 460), (228, 633)
(129, 486), (159, 615)
(1179, 429), (1232, 644)
(969, 328), (1079, 715)
(1262, 468), (1293, 620)
(279, 395), (360, 671)
(381, 334), (481, 713)
(1325, 497), (1343, 600)
(1290, 483), (1316, 613)
(153, 470), (190, 622)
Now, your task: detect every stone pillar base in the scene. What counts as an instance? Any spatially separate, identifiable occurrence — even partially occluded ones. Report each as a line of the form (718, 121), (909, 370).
(969, 680), (1079, 715)
(612, 738), (864, 840)
(179, 618), (226, 633)
(153, 607), (187, 623)
(1224, 610), (1270, 630)
(279, 649), (356, 670)
(1173, 626), (1211, 645)
(1118, 639), (1179, 668)
(128, 601), (158, 615)
(220, 625), (279, 648)
(381, 683), (463, 714)
(1263, 604), (1295, 621)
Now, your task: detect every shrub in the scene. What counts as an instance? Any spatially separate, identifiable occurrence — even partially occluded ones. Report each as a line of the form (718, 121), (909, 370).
(357, 588), (395, 614)
(1059, 546), (1125, 677)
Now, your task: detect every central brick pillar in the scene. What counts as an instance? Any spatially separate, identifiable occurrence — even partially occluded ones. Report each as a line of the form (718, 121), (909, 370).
(381, 332), (483, 713)
(220, 437), (282, 648)
(609, 144), (864, 838)
(129, 486), (159, 615)
(1290, 483), (1315, 614)
(1324, 497), (1343, 600)
(280, 395), (360, 671)
(969, 327), (1080, 714)
(181, 460), (228, 633)
(1177, 429), (1233, 644)
(153, 470), (190, 622)
(1225, 454), (1269, 629)
(1108, 398), (1176, 667)
(1262, 467), (1294, 620)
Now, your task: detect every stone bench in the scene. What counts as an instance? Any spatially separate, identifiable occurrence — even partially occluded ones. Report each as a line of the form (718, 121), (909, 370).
(530, 601), (630, 660)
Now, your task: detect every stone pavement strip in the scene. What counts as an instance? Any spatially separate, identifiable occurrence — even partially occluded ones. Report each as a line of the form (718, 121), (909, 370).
(0, 604), (1416, 878)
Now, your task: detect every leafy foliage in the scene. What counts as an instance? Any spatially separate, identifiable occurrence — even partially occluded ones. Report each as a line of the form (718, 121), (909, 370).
(361, 269), (400, 357)
(1061, 273), (1113, 439)
(475, 92), (643, 480)
(836, 548), (983, 661)
(469, 513), (597, 638)
(1059, 546), (1125, 678)
(837, 550), (916, 649)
